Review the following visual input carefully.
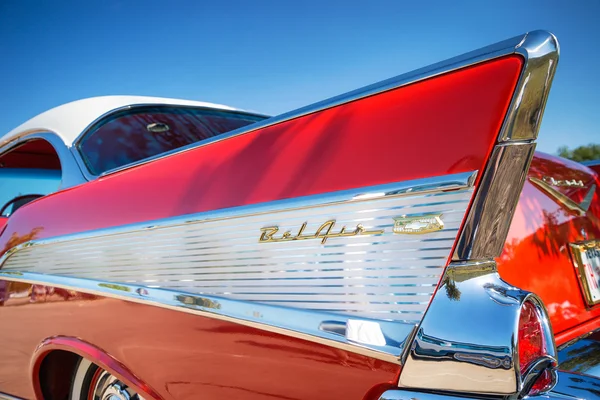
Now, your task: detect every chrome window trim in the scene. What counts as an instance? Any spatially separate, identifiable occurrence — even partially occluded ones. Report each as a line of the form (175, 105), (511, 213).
(70, 104), (269, 181)
(73, 32), (536, 181)
(0, 131), (87, 189)
(0, 271), (407, 364)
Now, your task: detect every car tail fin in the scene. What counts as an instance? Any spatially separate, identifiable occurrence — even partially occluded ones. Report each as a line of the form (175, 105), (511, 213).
(0, 31), (560, 397)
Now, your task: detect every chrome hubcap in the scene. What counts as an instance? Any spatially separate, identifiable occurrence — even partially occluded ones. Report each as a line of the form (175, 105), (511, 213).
(91, 371), (144, 400)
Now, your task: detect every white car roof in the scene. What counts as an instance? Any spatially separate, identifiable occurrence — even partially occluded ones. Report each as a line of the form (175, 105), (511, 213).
(0, 95), (243, 148)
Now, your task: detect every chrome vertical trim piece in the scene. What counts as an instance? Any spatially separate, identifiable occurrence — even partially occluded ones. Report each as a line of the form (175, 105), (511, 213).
(453, 30), (559, 261)
(499, 30), (559, 142)
(454, 143), (536, 259)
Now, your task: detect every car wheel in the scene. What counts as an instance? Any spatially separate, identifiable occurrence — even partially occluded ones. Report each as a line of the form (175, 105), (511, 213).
(70, 358), (145, 400)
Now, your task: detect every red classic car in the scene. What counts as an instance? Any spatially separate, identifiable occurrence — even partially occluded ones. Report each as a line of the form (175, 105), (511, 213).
(0, 30), (599, 400)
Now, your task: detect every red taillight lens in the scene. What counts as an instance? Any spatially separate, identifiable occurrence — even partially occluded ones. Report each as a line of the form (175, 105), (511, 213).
(518, 300), (553, 395)
(530, 369), (553, 395)
(518, 300), (547, 374)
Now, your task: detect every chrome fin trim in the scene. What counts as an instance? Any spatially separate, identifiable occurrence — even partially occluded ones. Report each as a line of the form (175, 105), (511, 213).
(454, 143), (536, 258)
(453, 30), (559, 260)
(401, 31), (560, 395)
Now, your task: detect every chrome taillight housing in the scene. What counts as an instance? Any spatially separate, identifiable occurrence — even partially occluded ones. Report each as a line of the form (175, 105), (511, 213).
(517, 297), (557, 396)
(399, 266), (558, 397)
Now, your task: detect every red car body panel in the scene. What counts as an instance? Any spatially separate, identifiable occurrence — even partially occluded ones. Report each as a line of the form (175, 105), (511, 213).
(0, 56), (526, 399)
(2, 32), (598, 398)
(583, 161), (600, 176)
(0, 282), (399, 400)
(0, 56), (522, 252)
(497, 152), (600, 337)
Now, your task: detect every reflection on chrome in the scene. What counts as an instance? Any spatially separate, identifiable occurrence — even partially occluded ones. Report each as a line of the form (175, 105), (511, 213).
(380, 370), (600, 400)
(319, 319), (390, 347)
(455, 30), (559, 261)
(400, 261), (557, 396)
(411, 328), (512, 369)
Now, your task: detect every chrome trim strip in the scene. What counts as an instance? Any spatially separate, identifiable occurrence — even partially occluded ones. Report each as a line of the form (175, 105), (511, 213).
(453, 30), (559, 260)
(454, 143), (536, 259)
(558, 328), (600, 377)
(557, 327), (600, 351)
(499, 30), (560, 142)
(0, 271), (408, 363)
(80, 34), (531, 179)
(1, 170), (473, 255)
(1, 172), (475, 323)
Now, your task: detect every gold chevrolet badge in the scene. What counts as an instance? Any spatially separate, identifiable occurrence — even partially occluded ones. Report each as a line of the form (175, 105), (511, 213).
(393, 214), (444, 235)
(529, 177), (595, 216)
(259, 220), (384, 244)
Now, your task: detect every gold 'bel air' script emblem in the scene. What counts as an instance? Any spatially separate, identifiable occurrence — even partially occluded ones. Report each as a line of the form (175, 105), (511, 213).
(259, 220), (384, 244)
(393, 214), (444, 235)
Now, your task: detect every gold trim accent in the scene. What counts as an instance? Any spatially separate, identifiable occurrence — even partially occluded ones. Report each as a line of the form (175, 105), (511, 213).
(569, 240), (600, 307)
(259, 220), (384, 244)
(529, 177), (595, 216)
(393, 214), (444, 235)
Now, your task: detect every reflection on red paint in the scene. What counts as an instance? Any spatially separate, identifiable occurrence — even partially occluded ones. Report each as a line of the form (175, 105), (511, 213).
(0, 56), (522, 253)
(0, 282), (400, 400)
(31, 336), (163, 400)
(498, 152), (600, 342)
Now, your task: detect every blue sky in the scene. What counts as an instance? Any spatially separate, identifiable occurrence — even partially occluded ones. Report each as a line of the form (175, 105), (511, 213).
(0, 0), (597, 154)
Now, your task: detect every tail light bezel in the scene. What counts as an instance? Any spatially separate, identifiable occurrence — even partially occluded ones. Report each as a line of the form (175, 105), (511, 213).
(515, 294), (558, 396)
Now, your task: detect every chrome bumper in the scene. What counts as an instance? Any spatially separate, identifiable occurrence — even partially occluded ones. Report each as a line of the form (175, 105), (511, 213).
(558, 329), (600, 378)
(380, 370), (600, 400)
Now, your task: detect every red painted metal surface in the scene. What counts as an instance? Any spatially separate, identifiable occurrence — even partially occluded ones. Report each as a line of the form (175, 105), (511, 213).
(0, 56), (522, 254)
(0, 281), (400, 400)
(0, 57), (527, 398)
(498, 152), (600, 341)
(32, 337), (163, 400)
(586, 162), (600, 176)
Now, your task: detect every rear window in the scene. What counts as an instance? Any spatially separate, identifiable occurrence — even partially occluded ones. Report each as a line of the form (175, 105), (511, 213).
(78, 106), (265, 175)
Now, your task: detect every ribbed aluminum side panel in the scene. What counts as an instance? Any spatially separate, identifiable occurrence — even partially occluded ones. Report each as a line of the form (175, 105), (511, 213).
(3, 188), (473, 322)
